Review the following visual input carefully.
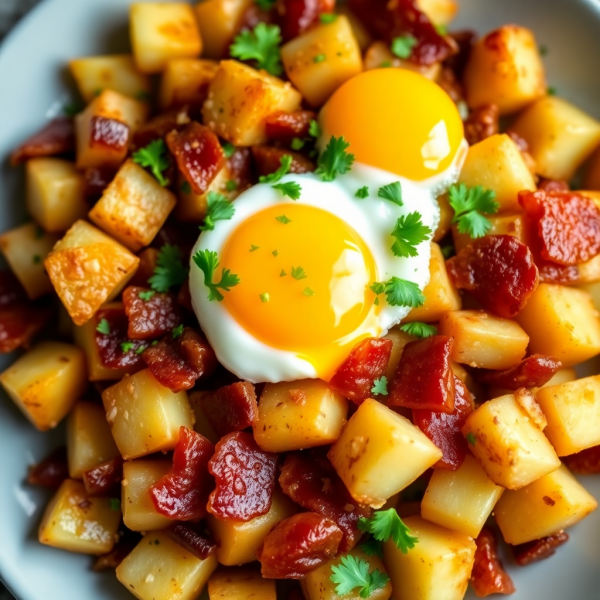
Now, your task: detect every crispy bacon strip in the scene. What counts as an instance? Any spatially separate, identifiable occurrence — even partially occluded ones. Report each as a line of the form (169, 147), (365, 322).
(10, 118), (75, 166)
(473, 355), (562, 390)
(513, 532), (569, 566)
(471, 528), (516, 597)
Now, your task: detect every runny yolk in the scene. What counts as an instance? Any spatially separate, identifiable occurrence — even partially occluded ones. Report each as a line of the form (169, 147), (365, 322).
(220, 204), (381, 380)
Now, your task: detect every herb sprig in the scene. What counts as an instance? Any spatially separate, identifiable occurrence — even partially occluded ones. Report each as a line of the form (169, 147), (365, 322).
(448, 183), (499, 239)
(149, 245), (189, 293)
(230, 23), (283, 76)
(132, 139), (170, 187)
(330, 555), (390, 598)
(316, 136), (355, 181)
(391, 212), (432, 258)
(192, 249), (240, 302)
(370, 278), (425, 308)
(199, 191), (235, 232)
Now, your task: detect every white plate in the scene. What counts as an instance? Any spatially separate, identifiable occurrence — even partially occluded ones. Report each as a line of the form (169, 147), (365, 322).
(1, 1), (600, 599)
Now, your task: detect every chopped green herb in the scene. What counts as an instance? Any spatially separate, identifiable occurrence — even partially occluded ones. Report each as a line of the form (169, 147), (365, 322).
(291, 266), (307, 280)
(391, 212), (432, 258)
(272, 181), (302, 200)
(441, 245), (455, 259)
(381, 60), (393, 68)
(320, 13), (338, 24)
(355, 186), (369, 199)
(314, 53), (326, 63)
(260, 155), (292, 184)
(448, 183), (499, 239)
(132, 139), (170, 187)
(466, 432), (477, 446)
(222, 141), (236, 158)
(172, 325), (184, 339)
(360, 536), (384, 559)
(255, 0), (276, 9)
(230, 23), (283, 76)
(435, 24), (448, 35)
(34, 225), (45, 239)
(63, 102), (83, 117)
(276, 215), (291, 224)
(547, 86), (557, 96)
(250, 245), (260, 252)
(109, 498), (121, 511)
(32, 254), (42, 264)
(93, 88), (103, 97)
(391, 34), (417, 59)
(378, 182), (403, 206)
(260, 292), (270, 303)
(135, 346), (146, 355)
(149, 244), (189, 293)
(151, 340), (158, 347)
(370, 278), (425, 308)
(199, 191), (236, 232)
(309, 120), (321, 138)
(180, 180), (192, 195)
(316, 136), (355, 181)
(192, 249), (240, 302)
(371, 376), (388, 396)
(280, 269), (287, 277)
(358, 508), (419, 554)
(303, 287), (315, 296)
(400, 322), (438, 339)
(291, 137), (305, 151)
(272, 250), (279, 257)
(540, 45), (549, 56)
(226, 179), (238, 192)
(135, 90), (152, 102)
(330, 555), (390, 599)
(138, 290), (155, 302)
(96, 319), (110, 335)
(121, 341), (135, 353)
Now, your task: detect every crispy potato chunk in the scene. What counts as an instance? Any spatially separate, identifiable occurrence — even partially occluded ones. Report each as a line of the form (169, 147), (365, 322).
(416, 0), (458, 25)
(159, 58), (218, 110)
(208, 568), (276, 600)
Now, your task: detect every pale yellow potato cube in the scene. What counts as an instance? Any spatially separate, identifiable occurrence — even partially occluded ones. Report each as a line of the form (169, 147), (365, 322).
(0, 342), (87, 431)
(462, 394), (560, 489)
(116, 531), (218, 600)
(383, 516), (476, 600)
(0, 223), (59, 299)
(383, 328), (414, 382)
(122, 459), (172, 532)
(416, 0), (458, 25)
(159, 58), (218, 109)
(578, 253), (600, 284)
(253, 379), (348, 453)
(511, 96), (600, 180)
(517, 284), (600, 367)
(463, 26), (546, 115)
(495, 464), (598, 544)
(453, 212), (530, 253)
(39, 479), (121, 555)
(543, 368), (577, 388)
(434, 193), (453, 242)
(45, 220), (139, 325)
(26, 158), (88, 233)
(202, 60), (302, 146)
(328, 399), (442, 508)
(421, 455), (504, 538)
(208, 568), (276, 600)
(363, 41), (441, 80)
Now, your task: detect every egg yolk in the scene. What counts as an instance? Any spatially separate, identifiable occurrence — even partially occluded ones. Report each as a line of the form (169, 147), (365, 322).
(320, 69), (465, 182)
(220, 204), (381, 380)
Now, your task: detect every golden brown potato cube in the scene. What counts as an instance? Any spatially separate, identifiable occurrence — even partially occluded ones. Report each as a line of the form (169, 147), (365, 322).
(69, 54), (151, 102)
(130, 3), (202, 74)
(253, 379), (348, 453)
(495, 464), (598, 544)
(281, 16), (362, 107)
(202, 60), (302, 146)
(67, 401), (119, 479)
(208, 568), (276, 600)
(328, 399), (442, 508)
(452, 212), (530, 253)
(0, 342), (87, 431)
(416, 0), (458, 25)
(39, 479), (121, 555)
(458, 134), (537, 213)
(462, 394), (560, 489)
(511, 96), (600, 180)
(383, 516), (476, 600)
(159, 58), (219, 110)
(363, 41), (441, 80)
(116, 531), (218, 600)
(517, 284), (600, 367)
(26, 158), (89, 233)
(122, 459), (172, 532)
(45, 220), (139, 326)
(463, 25), (546, 115)
(0, 223), (59, 299)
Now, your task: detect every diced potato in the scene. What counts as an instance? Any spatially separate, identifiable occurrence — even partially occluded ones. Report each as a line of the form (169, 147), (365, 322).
(495, 464), (598, 544)
(189, 391), (223, 444)
(517, 284), (600, 367)
(67, 401), (119, 479)
(452, 212), (530, 253)
(253, 379), (348, 453)
(122, 459), (172, 532)
(383, 516), (476, 600)
(363, 41), (441, 80)
(0, 342), (87, 431)
(45, 220), (139, 325)
(463, 26), (546, 115)
(439, 310), (529, 369)
(403, 243), (461, 323)
(281, 16), (362, 107)
(543, 368), (577, 388)
(383, 328), (414, 381)
(208, 568), (276, 600)
(511, 96), (600, 180)
(578, 253), (600, 284)
(202, 60), (302, 146)
(207, 489), (297, 566)
(416, 0), (458, 25)
(159, 58), (218, 110)
(69, 54), (151, 102)
(434, 193), (453, 242)
(116, 531), (218, 600)
(26, 158), (89, 233)
(102, 368), (194, 460)
(421, 455), (504, 538)
(39, 479), (121, 555)
(130, 3), (202, 74)
(337, 5), (373, 51)
(0, 223), (59, 299)
(175, 166), (233, 222)
(328, 399), (442, 508)
(462, 394), (560, 489)
(458, 134), (537, 213)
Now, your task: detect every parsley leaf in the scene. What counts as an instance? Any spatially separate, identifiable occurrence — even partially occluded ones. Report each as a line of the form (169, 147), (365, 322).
(400, 322), (438, 338)
(320, 13), (337, 24)
(255, 0), (276, 9)
(330, 555), (390, 598)
(378, 182), (403, 206)
(291, 266), (307, 280)
(192, 249), (240, 302)
(360, 536), (384, 559)
(435, 24), (448, 35)
(316, 136), (355, 181)
(291, 137), (305, 150)
(276, 215), (291, 224)
(222, 142), (236, 158)
(96, 318), (110, 335)
(230, 23), (283, 76)
(132, 139), (170, 187)
(109, 498), (121, 511)
(180, 180), (192, 194)
(358, 508), (419, 554)
(149, 245), (189, 293)
(391, 34), (418, 59)
(280, 269), (287, 277)
(371, 278), (425, 308)
(272, 250), (279, 257)
(309, 120), (321, 138)
(448, 183), (499, 239)
(303, 287), (315, 296)
(314, 53), (326, 63)
(250, 245), (260, 252)
(273, 181), (302, 200)
(371, 376), (388, 396)
(391, 212), (432, 258)
(120, 341), (135, 354)
(172, 324), (184, 339)
(260, 292), (270, 303)
(259, 155), (292, 184)
(63, 102), (83, 117)
(138, 290), (155, 301)
(466, 432), (477, 446)
(199, 191), (236, 232)
(441, 245), (455, 259)
(356, 186), (369, 199)
(226, 179), (237, 191)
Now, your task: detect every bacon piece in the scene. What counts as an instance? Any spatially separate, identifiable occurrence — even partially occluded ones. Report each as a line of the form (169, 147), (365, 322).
(177, 280), (194, 312)
(92, 532), (140, 572)
(252, 146), (314, 176)
(0, 303), (52, 353)
(82, 166), (117, 200)
(258, 512), (343, 578)
(123, 286), (182, 340)
(538, 262), (580, 285)
(538, 178), (570, 193)
(265, 110), (317, 144)
(150, 427), (214, 521)
(464, 104), (499, 146)
(166, 523), (217, 560)
(437, 66), (463, 103)
(513, 532), (569, 566)
(10, 118), (75, 166)
(90, 116), (129, 153)
(83, 457), (124, 496)
(471, 527), (516, 597)
(388, 336), (455, 413)
(207, 431), (278, 521)
(473, 355), (562, 390)
(277, 0), (335, 41)
(131, 106), (191, 151)
(447, 235), (539, 318)
(227, 147), (254, 192)
(445, 30), (477, 77)
(563, 446), (600, 474)
(27, 447), (69, 488)
(279, 450), (371, 552)
(0, 271), (28, 306)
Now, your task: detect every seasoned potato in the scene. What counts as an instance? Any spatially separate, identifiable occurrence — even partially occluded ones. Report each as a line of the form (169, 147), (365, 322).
(495, 464), (598, 544)
(0, 223), (59, 299)
(416, 0), (458, 25)
(39, 479), (121, 555)
(517, 284), (600, 367)
(253, 379), (348, 453)
(208, 568), (276, 600)
(462, 394), (560, 489)
(363, 41), (441, 80)
(543, 368), (577, 388)
(175, 166), (233, 222)
(159, 58), (218, 109)
(202, 60), (302, 146)
(463, 25), (546, 115)
(26, 158), (88, 233)
(383, 516), (476, 600)
(328, 399), (442, 508)
(0, 342), (87, 431)
(452, 212), (530, 253)
(45, 220), (139, 325)
(116, 531), (218, 600)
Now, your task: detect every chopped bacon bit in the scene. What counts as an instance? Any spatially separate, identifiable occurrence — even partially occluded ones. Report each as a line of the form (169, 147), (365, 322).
(82, 166), (117, 200)
(563, 446), (600, 474)
(226, 146), (254, 193)
(289, 389), (307, 406)
(131, 106), (191, 152)
(240, 2), (276, 31)
(166, 523), (217, 560)
(464, 104), (499, 146)
(92, 532), (140, 572)
(207, 431), (278, 522)
(538, 178), (570, 193)
(388, 336), (455, 413)
(150, 427), (214, 521)
(277, 0), (335, 41)
(330, 338), (393, 404)
(279, 450), (371, 552)
(176, 279), (194, 312)
(258, 512), (343, 578)
(129, 248), (160, 288)
(89, 116), (129, 152)
(265, 110), (318, 145)
(538, 261), (580, 285)
(513, 531), (569, 566)
(0, 271), (28, 306)
(447, 235), (539, 318)
(27, 447), (69, 488)
(10, 118), (75, 166)
(83, 457), (124, 497)
(473, 355), (562, 390)
(252, 146), (315, 177)
(123, 286), (182, 340)
(445, 30), (477, 76)
(471, 527), (516, 597)
(0, 303), (52, 354)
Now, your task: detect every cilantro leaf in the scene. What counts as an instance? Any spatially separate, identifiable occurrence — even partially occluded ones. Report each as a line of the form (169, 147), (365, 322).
(149, 245), (189, 293)
(356, 186), (369, 199)
(400, 322), (438, 338)
(360, 536), (384, 559)
(120, 341), (135, 354)
(358, 508), (419, 554)
(378, 182), (403, 206)
(230, 23), (283, 76)
(63, 102), (83, 117)
(272, 181), (302, 200)
(222, 141), (236, 158)
(314, 53), (326, 63)
(330, 555), (390, 598)
(320, 13), (337, 24)
(132, 139), (170, 186)
(255, 0), (276, 9)
(391, 212), (432, 258)
(280, 269), (287, 277)
(291, 137), (305, 150)
(260, 292), (270, 303)
(303, 287), (315, 296)
(391, 34), (417, 59)
(138, 290), (155, 301)
(371, 376), (388, 396)
(276, 215), (291, 224)
(291, 266), (307, 280)
(180, 180), (192, 194)
(371, 278), (425, 308)
(316, 136), (355, 181)
(96, 318), (110, 335)
(441, 245), (455, 259)
(199, 191), (236, 232)
(192, 249), (240, 302)
(309, 120), (321, 138)
(226, 179), (237, 191)
(250, 245), (260, 252)
(109, 498), (121, 511)
(259, 155), (292, 184)
(466, 432), (477, 446)
(172, 324), (184, 339)
(448, 183), (499, 239)
(435, 24), (448, 35)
